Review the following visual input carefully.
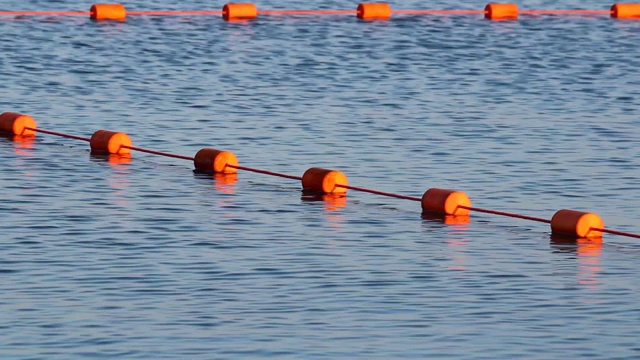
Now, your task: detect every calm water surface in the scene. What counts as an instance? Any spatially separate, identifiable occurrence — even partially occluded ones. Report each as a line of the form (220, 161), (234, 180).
(1, 0), (640, 358)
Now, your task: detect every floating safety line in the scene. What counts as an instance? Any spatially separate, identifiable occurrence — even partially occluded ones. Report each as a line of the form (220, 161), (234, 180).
(1, 3), (638, 20)
(3, 116), (639, 241)
(0, 9), (619, 17)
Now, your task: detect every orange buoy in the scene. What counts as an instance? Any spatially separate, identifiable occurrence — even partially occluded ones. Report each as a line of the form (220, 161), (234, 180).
(357, 3), (392, 19)
(551, 209), (604, 239)
(484, 3), (518, 20)
(90, 130), (132, 155)
(611, 3), (640, 18)
(0, 112), (37, 136)
(90, 4), (126, 20)
(194, 148), (238, 174)
(421, 188), (471, 216)
(302, 168), (348, 194)
(222, 3), (258, 20)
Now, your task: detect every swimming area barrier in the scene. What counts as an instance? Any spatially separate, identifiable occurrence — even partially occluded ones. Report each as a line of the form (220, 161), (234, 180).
(2, 111), (638, 242)
(0, 3), (639, 21)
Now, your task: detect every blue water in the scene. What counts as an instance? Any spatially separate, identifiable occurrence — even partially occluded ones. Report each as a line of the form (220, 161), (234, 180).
(1, 0), (640, 358)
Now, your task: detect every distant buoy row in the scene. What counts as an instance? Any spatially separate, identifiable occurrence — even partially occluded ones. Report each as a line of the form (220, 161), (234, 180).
(1, 3), (639, 21)
(2, 111), (638, 242)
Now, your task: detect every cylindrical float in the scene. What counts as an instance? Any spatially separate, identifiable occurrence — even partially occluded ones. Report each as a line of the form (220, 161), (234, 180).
(484, 3), (518, 20)
(551, 209), (604, 239)
(222, 3), (258, 20)
(611, 3), (640, 18)
(302, 168), (348, 194)
(194, 148), (238, 174)
(0, 112), (37, 136)
(90, 130), (132, 155)
(357, 3), (392, 19)
(90, 4), (127, 20)
(421, 188), (471, 216)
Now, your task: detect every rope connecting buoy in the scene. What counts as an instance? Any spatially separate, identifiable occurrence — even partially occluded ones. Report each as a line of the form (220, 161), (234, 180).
(551, 209), (604, 239)
(0, 112), (37, 137)
(302, 168), (348, 194)
(193, 148), (238, 174)
(90, 3), (126, 20)
(421, 188), (471, 216)
(90, 130), (132, 155)
(222, 3), (258, 20)
(611, 3), (640, 18)
(357, 3), (392, 19)
(485, 3), (518, 20)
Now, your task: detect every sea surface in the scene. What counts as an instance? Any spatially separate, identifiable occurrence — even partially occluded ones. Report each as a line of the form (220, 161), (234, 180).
(1, 0), (639, 358)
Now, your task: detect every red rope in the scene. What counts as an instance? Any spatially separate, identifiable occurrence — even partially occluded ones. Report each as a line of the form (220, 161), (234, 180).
(393, 10), (485, 15)
(128, 10), (222, 16)
(26, 127), (91, 142)
(258, 10), (355, 15)
(0, 11), (89, 16)
(228, 164), (302, 181)
(520, 10), (610, 15)
(121, 145), (194, 161)
(594, 228), (640, 240)
(336, 184), (421, 202)
(460, 205), (551, 224)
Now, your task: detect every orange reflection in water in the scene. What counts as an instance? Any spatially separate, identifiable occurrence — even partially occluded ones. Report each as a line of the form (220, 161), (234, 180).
(108, 154), (131, 168)
(447, 236), (469, 271)
(86, 153), (132, 210)
(576, 238), (602, 288)
(551, 235), (602, 289)
(301, 191), (347, 211)
(422, 212), (470, 271)
(225, 18), (253, 24)
(422, 212), (470, 226)
(89, 152), (132, 169)
(301, 191), (346, 229)
(1, 135), (36, 176)
(321, 194), (347, 212)
(108, 172), (131, 208)
(10, 135), (35, 155)
(321, 195), (346, 228)
(213, 173), (238, 194)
